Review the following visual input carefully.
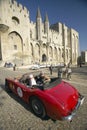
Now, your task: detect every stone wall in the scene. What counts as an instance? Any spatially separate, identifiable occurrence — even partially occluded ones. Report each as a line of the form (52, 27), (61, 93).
(0, 0), (79, 66)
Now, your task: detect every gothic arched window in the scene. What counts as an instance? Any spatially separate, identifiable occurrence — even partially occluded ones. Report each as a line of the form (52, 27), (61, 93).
(12, 16), (20, 25)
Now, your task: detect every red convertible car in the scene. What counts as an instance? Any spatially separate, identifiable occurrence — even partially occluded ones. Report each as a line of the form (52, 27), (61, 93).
(5, 73), (84, 121)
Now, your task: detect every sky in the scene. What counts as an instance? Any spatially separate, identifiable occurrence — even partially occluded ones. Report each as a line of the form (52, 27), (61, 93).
(17, 0), (87, 52)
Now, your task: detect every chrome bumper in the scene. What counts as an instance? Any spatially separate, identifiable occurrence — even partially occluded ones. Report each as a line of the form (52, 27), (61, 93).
(62, 95), (85, 121)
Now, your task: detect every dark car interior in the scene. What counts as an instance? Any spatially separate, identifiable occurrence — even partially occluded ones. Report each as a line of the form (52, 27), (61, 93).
(43, 77), (62, 90)
(19, 74), (62, 90)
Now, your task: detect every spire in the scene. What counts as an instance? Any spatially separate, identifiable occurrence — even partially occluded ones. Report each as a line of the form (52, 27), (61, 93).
(36, 7), (42, 40)
(36, 7), (41, 18)
(44, 13), (49, 34)
(44, 13), (49, 22)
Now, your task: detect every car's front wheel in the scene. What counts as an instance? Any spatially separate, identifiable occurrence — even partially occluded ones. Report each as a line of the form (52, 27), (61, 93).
(30, 97), (46, 119)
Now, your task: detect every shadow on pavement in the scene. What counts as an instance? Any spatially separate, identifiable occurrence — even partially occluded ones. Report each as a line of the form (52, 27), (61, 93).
(0, 83), (50, 121)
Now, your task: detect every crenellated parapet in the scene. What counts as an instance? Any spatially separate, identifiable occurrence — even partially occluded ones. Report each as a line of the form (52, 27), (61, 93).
(10, 0), (29, 16)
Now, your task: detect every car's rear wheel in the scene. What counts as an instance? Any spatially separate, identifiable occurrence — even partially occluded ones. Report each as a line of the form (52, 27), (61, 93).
(30, 97), (46, 119)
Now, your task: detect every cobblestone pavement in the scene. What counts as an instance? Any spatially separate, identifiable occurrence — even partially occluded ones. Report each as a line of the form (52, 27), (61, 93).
(0, 66), (87, 130)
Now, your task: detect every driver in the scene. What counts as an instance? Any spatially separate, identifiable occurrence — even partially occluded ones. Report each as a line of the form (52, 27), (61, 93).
(36, 72), (51, 84)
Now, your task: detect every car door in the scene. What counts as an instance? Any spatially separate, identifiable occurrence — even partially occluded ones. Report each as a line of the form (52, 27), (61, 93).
(13, 81), (32, 103)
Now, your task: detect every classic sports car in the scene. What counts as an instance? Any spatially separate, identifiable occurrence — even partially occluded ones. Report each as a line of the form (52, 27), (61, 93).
(5, 73), (84, 121)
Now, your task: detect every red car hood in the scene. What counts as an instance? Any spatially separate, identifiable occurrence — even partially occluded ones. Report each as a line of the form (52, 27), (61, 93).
(46, 81), (79, 111)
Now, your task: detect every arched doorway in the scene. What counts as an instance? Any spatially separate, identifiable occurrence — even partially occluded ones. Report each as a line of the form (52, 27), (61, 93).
(8, 31), (23, 56)
(42, 54), (47, 62)
(8, 31), (23, 64)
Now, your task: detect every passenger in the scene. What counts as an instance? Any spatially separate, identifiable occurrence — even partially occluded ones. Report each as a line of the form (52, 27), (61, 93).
(14, 77), (18, 82)
(28, 74), (37, 87)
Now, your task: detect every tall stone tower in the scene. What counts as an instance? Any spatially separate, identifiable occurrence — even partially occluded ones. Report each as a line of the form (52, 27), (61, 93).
(36, 7), (42, 40)
(0, 0), (10, 32)
(0, 0), (10, 61)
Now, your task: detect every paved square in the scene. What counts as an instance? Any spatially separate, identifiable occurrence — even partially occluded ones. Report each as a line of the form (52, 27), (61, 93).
(0, 66), (87, 130)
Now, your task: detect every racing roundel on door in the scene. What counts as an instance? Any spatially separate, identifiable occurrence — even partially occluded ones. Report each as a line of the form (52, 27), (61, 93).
(17, 87), (23, 97)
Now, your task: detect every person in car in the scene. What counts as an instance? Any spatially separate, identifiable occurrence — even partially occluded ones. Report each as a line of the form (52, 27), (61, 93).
(36, 72), (51, 84)
(28, 74), (37, 87)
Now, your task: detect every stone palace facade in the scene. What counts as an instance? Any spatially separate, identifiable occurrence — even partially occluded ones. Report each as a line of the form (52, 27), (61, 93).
(0, 0), (79, 66)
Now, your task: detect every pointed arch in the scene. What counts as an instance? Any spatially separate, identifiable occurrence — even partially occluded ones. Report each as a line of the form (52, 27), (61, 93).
(58, 48), (61, 62)
(54, 47), (58, 60)
(8, 31), (23, 58)
(49, 46), (53, 62)
(35, 43), (40, 62)
(12, 16), (20, 25)
(42, 43), (47, 54)
(30, 43), (33, 57)
(42, 54), (47, 62)
(66, 49), (68, 60)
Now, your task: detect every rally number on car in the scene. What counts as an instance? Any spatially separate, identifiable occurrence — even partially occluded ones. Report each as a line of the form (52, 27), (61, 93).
(17, 87), (23, 97)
